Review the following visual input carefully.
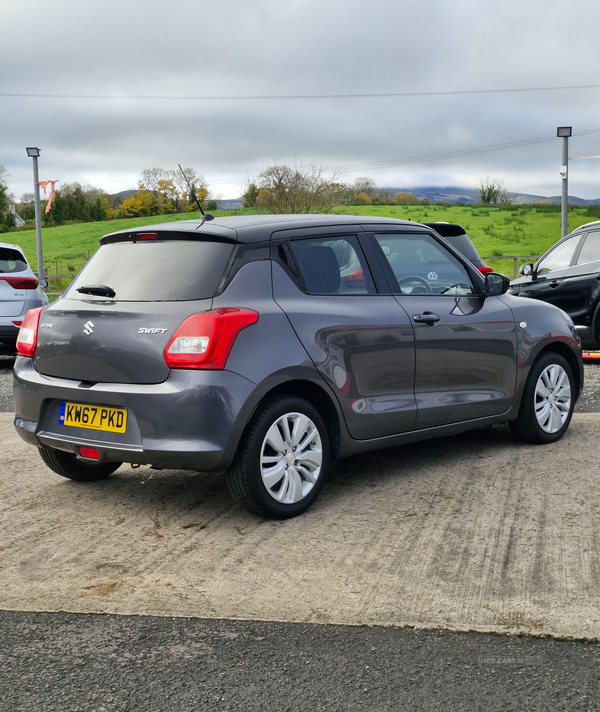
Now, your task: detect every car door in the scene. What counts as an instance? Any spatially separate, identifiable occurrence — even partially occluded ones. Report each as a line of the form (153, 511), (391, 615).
(369, 229), (517, 430)
(521, 233), (583, 309)
(559, 230), (600, 323)
(271, 228), (417, 440)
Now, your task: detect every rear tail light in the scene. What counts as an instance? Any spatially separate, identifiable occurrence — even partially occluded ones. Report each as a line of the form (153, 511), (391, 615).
(478, 265), (494, 275)
(0, 276), (39, 289)
(165, 307), (259, 370)
(16, 306), (44, 357)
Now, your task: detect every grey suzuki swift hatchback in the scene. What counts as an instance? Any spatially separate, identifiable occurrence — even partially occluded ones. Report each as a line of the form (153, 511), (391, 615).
(14, 215), (583, 518)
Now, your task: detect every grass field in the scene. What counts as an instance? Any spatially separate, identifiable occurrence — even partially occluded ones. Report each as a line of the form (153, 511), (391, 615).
(4, 204), (598, 291)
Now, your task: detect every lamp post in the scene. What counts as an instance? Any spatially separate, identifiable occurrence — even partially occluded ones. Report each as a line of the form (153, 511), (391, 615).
(26, 147), (44, 279)
(557, 127), (572, 239)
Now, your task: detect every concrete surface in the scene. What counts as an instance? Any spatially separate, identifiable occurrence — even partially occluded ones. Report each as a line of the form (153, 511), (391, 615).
(1, 412), (599, 640)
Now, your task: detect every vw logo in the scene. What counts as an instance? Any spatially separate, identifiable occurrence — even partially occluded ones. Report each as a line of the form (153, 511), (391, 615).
(83, 320), (94, 336)
(427, 271), (438, 281)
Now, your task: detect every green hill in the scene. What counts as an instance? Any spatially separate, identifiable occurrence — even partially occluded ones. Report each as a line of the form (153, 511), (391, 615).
(5, 204), (597, 291)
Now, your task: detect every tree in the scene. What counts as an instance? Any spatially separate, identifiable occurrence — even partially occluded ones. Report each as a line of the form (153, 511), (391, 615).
(477, 177), (510, 205)
(41, 182), (107, 226)
(0, 182), (10, 232)
(0, 166), (16, 232)
(394, 192), (420, 204)
(120, 190), (161, 217)
(139, 168), (167, 194)
(250, 161), (344, 214)
(355, 191), (372, 205)
(138, 167), (210, 212)
(242, 182), (259, 208)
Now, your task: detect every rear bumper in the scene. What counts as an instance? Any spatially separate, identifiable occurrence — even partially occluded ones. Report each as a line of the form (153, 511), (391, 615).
(13, 356), (257, 472)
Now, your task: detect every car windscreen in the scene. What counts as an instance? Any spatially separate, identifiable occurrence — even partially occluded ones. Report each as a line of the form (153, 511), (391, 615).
(0, 247), (28, 273)
(445, 235), (481, 263)
(65, 240), (234, 301)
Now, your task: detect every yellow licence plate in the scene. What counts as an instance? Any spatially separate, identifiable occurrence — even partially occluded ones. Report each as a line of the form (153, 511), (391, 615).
(59, 402), (127, 433)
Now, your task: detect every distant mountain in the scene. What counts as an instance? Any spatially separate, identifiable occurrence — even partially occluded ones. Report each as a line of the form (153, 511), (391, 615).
(384, 186), (600, 205)
(104, 188), (600, 208)
(216, 198), (243, 209)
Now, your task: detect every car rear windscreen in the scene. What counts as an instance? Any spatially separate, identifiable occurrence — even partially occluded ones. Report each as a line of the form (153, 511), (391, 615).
(66, 240), (234, 301)
(0, 247), (28, 273)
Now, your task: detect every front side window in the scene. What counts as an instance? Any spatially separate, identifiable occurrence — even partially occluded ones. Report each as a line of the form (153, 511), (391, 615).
(576, 231), (600, 266)
(375, 233), (476, 295)
(537, 235), (580, 274)
(289, 235), (376, 295)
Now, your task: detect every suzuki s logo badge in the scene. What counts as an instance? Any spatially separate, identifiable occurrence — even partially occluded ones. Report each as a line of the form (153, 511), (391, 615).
(83, 320), (94, 336)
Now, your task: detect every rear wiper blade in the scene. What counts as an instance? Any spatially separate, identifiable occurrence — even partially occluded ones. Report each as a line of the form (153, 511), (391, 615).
(76, 284), (116, 298)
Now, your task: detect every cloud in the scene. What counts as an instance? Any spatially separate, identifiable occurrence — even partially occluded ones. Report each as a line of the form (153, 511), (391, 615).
(3, 0), (600, 199)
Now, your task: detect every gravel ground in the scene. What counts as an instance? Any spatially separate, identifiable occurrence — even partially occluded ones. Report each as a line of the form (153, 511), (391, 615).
(2, 354), (600, 412)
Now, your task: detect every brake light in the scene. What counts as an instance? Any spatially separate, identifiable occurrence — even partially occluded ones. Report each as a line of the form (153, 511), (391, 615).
(165, 307), (260, 370)
(16, 306), (44, 357)
(478, 265), (494, 275)
(0, 276), (39, 289)
(135, 233), (159, 241)
(12, 321), (23, 327)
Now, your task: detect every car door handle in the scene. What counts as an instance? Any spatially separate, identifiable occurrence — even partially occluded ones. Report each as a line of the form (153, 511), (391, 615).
(549, 281), (560, 288)
(413, 312), (440, 324)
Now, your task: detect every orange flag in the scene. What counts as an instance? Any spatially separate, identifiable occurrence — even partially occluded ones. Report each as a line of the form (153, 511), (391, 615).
(38, 180), (58, 214)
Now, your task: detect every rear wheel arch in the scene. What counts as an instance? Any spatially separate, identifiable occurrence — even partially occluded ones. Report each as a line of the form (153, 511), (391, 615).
(244, 379), (341, 465)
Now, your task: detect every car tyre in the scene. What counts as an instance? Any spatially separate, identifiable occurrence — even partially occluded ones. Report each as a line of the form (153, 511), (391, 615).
(227, 395), (330, 519)
(38, 448), (121, 482)
(509, 352), (575, 444)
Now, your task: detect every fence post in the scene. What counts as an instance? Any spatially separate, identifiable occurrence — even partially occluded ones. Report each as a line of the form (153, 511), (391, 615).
(513, 257), (518, 278)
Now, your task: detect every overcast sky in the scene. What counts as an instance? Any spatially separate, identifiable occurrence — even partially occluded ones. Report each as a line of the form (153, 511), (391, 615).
(3, 0), (600, 201)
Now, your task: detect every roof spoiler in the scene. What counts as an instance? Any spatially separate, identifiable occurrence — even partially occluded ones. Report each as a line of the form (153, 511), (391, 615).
(423, 222), (467, 237)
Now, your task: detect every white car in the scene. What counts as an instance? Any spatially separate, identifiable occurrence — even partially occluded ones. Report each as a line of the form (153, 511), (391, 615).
(0, 242), (48, 355)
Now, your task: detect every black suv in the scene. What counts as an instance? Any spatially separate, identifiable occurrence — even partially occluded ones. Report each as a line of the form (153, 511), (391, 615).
(510, 220), (600, 348)
(14, 215), (582, 519)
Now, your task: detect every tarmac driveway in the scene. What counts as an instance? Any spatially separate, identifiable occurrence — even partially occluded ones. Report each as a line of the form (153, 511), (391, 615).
(1, 411), (599, 641)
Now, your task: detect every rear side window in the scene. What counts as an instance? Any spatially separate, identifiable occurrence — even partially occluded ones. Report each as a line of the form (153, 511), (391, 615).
(576, 231), (600, 266)
(0, 247), (27, 273)
(289, 235), (376, 295)
(67, 240), (234, 301)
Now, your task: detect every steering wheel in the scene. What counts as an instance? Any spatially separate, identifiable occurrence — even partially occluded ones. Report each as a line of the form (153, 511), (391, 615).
(397, 275), (432, 294)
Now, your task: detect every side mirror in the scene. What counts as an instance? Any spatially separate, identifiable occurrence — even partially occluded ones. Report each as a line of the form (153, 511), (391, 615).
(485, 272), (510, 297)
(519, 263), (533, 277)
(39, 278), (48, 289)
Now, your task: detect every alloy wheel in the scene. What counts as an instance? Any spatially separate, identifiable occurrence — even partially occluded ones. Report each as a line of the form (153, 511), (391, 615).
(260, 412), (323, 504)
(534, 363), (572, 434)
